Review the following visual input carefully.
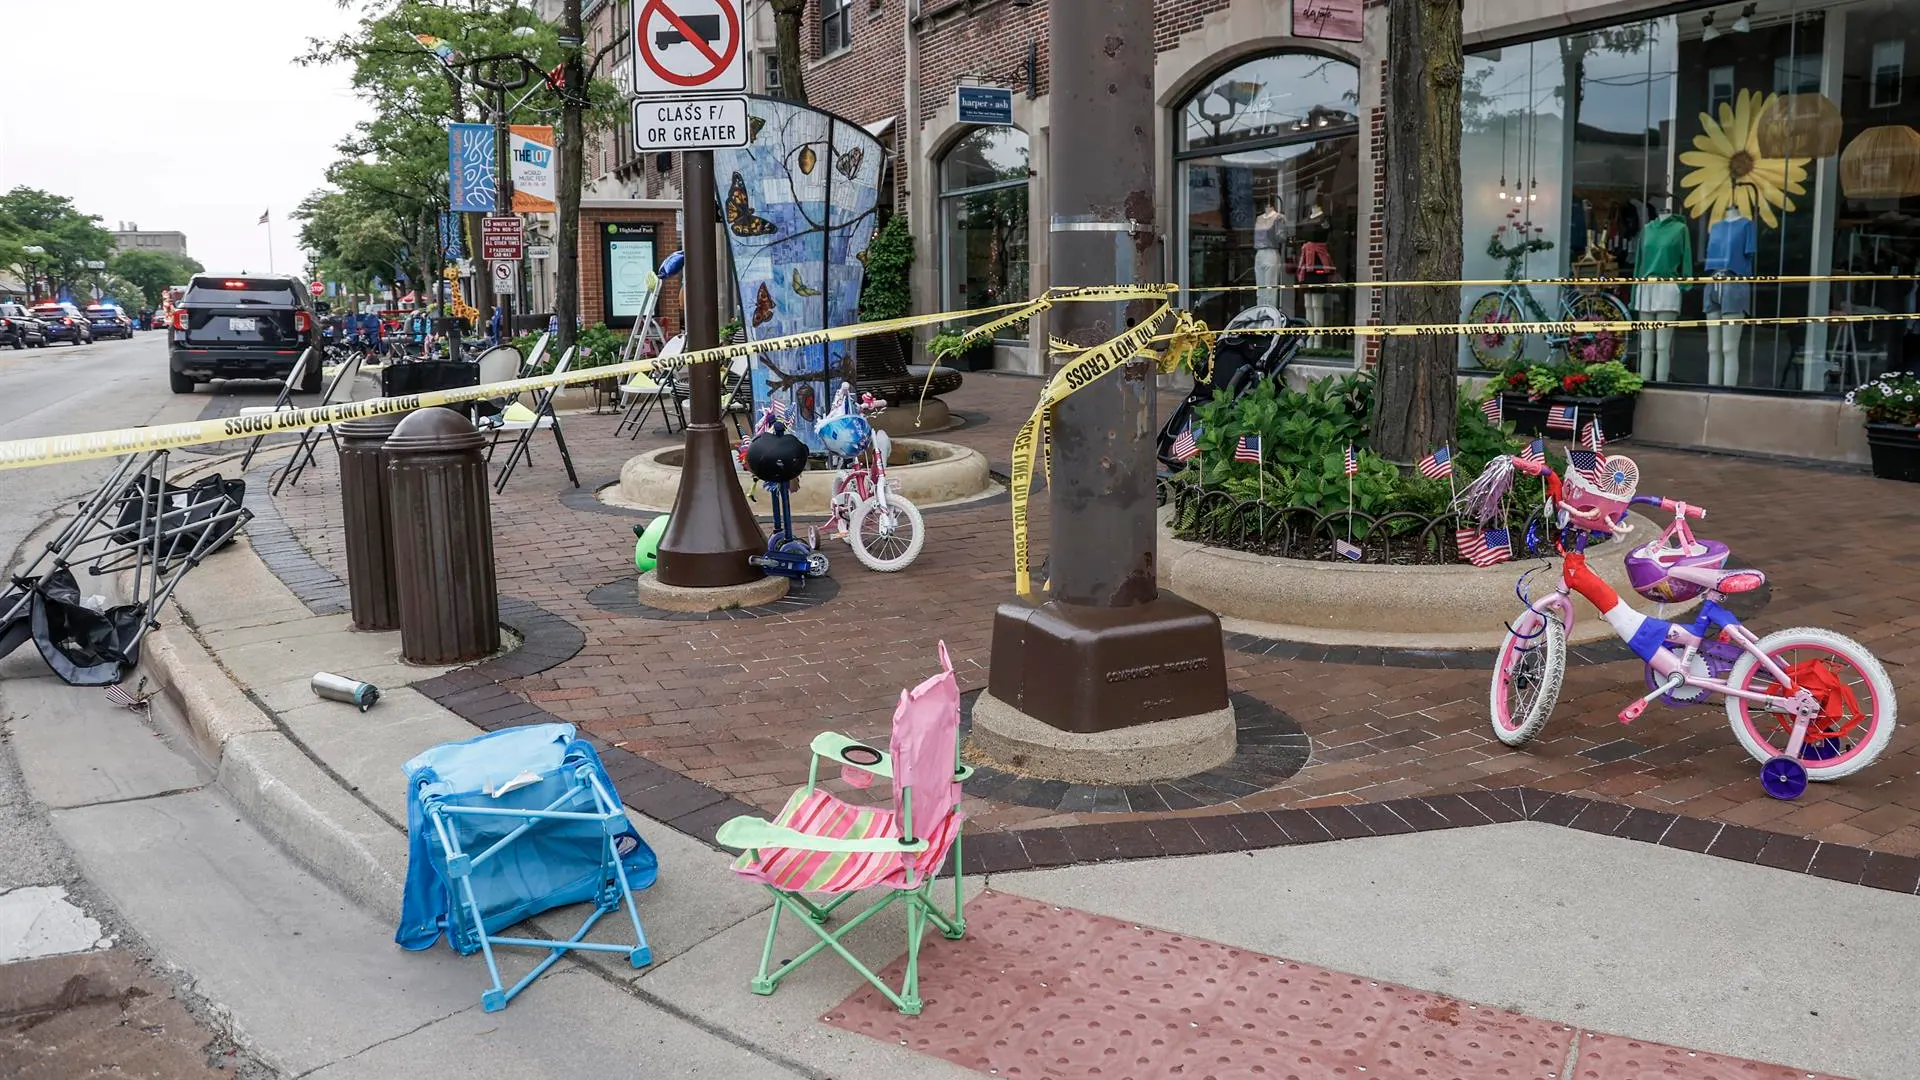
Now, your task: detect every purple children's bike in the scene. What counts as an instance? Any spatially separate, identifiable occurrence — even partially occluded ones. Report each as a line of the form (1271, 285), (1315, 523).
(1460, 451), (1897, 800)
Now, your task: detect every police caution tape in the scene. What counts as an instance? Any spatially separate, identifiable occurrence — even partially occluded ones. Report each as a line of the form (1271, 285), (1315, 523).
(1207, 271), (1920, 291)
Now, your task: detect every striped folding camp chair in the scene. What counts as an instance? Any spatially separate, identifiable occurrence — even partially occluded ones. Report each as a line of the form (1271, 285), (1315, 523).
(716, 643), (970, 1016)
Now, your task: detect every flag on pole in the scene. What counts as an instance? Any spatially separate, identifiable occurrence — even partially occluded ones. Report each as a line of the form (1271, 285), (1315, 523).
(1567, 448), (1603, 481)
(1234, 434), (1263, 463)
(1546, 404), (1578, 431)
(1481, 396), (1503, 425)
(1456, 526), (1514, 567)
(1416, 445), (1453, 480)
(1582, 419), (1604, 451)
(1171, 422), (1201, 462)
(1518, 438), (1545, 465)
(1343, 444), (1358, 477)
(258, 209), (270, 225)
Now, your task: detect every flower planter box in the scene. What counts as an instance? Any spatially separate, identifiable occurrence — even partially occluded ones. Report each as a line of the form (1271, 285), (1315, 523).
(1500, 391), (1638, 440)
(1866, 422), (1920, 483)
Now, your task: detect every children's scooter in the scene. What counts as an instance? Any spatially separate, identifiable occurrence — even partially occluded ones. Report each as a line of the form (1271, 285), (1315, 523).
(743, 417), (828, 580)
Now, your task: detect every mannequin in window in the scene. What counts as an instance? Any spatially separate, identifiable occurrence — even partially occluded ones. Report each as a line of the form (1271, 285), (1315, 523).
(1703, 205), (1757, 386)
(1253, 201), (1287, 309)
(1632, 198), (1691, 382)
(1296, 221), (1336, 349)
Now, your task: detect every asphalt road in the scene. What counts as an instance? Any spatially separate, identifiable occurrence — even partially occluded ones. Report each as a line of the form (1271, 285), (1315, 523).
(0, 330), (277, 1078)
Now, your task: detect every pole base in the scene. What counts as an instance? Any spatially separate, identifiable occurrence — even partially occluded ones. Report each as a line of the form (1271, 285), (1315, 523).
(987, 593), (1228, 735)
(970, 691), (1234, 785)
(656, 422), (765, 587)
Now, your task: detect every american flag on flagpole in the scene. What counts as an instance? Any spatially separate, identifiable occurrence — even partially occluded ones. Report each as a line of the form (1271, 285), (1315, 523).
(1518, 438), (1545, 465)
(258, 209), (270, 225)
(1343, 444), (1358, 477)
(1171, 423), (1200, 462)
(1546, 404), (1578, 431)
(1234, 434), (1263, 462)
(1416, 445), (1452, 480)
(1582, 419), (1604, 451)
(1456, 526), (1514, 567)
(1481, 396), (1503, 425)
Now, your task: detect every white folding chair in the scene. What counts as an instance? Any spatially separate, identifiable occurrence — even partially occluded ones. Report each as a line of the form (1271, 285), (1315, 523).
(272, 351), (366, 494)
(616, 334), (686, 439)
(468, 343), (527, 427)
(490, 346), (579, 492)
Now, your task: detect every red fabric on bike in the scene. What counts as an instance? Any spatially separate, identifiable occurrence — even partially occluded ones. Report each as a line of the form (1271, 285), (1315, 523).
(1561, 551), (1622, 611)
(1766, 659), (1868, 740)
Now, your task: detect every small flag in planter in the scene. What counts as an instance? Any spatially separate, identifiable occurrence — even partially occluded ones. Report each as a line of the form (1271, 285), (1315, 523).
(1518, 438), (1545, 466)
(1334, 538), (1363, 561)
(1416, 445), (1452, 480)
(1546, 404), (1578, 431)
(1343, 444), (1358, 477)
(1171, 423), (1201, 462)
(1234, 434), (1263, 463)
(1456, 526), (1514, 567)
(1582, 419), (1604, 450)
(1568, 448), (1603, 481)
(1481, 396), (1503, 425)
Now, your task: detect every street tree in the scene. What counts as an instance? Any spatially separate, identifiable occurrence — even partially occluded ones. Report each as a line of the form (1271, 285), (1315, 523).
(769, 0), (807, 103)
(111, 250), (205, 310)
(0, 188), (114, 300)
(1369, 0), (1465, 463)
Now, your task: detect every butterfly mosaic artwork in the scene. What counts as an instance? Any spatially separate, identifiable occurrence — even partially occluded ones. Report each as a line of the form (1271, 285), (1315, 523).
(714, 96), (885, 453)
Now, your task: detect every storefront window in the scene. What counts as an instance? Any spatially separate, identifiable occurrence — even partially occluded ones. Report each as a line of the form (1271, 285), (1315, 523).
(1460, 0), (1920, 396)
(938, 127), (1029, 340)
(1176, 52), (1361, 354)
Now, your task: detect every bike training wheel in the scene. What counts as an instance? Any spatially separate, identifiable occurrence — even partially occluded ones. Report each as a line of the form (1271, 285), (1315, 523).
(1563, 291), (1629, 363)
(1760, 756), (1808, 801)
(848, 492), (926, 573)
(1489, 608), (1566, 747)
(1466, 292), (1523, 368)
(1724, 627), (1897, 782)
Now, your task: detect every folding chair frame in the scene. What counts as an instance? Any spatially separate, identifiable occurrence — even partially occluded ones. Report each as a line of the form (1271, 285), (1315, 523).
(724, 735), (972, 1016)
(272, 351), (364, 495)
(239, 347), (316, 473)
(427, 762), (652, 1012)
(490, 348), (580, 493)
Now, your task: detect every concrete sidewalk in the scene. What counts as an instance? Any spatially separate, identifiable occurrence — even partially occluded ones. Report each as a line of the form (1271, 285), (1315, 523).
(7, 444), (1907, 1078)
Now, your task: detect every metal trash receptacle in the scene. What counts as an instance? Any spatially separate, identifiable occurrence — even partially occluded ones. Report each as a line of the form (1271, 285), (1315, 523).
(384, 410), (499, 664)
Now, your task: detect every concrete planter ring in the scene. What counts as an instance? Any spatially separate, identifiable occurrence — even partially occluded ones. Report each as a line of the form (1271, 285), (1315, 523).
(612, 438), (998, 516)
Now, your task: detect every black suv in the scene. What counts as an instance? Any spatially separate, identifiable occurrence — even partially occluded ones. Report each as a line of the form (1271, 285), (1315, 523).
(168, 274), (319, 394)
(0, 303), (47, 349)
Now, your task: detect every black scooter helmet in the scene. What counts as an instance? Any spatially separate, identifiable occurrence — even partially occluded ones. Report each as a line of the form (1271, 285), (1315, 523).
(746, 422), (809, 484)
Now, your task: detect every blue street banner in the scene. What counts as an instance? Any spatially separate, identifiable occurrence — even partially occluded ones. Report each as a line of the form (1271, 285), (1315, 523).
(449, 123), (497, 213)
(439, 211), (465, 260)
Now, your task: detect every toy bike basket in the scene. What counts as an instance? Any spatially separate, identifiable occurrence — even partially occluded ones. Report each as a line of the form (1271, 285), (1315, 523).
(1559, 454), (1638, 530)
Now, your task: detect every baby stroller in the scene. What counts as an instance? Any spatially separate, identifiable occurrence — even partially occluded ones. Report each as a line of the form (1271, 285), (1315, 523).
(1156, 305), (1306, 470)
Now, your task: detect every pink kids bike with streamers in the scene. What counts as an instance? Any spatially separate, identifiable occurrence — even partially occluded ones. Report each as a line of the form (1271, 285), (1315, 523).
(1457, 452), (1896, 800)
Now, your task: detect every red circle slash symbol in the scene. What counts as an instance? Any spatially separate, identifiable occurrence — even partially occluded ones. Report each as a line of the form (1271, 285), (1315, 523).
(641, 0), (739, 89)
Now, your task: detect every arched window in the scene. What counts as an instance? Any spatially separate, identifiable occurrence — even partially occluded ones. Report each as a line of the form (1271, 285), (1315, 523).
(938, 127), (1030, 340)
(1176, 52), (1361, 346)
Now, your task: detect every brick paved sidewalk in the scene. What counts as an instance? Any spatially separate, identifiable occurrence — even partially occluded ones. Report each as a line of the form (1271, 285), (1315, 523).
(264, 373), (1920, 869)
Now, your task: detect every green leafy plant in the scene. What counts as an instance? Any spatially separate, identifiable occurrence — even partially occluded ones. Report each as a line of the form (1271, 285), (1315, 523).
(1847, 371), (1920, 426)
(569, 322), (628, 371)
(857, 215), (914, 324)
(1492, 355), (1644, 401)
(719, 318), (744, 343)
(928, 329), (968, 361)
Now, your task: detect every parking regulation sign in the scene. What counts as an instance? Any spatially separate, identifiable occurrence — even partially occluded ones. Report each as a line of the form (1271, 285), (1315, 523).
(631, 0), (745, 97)
(632, 95), (750, 152)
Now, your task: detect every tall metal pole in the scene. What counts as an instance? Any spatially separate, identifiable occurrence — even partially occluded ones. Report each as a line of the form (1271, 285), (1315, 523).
(492, 79), (515, 340)
(655, 151), (765, 586)
(985, 0), (1227, 735)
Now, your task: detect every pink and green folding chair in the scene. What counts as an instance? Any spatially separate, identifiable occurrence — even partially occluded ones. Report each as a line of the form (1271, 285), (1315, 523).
(715, 642), (970, 1015)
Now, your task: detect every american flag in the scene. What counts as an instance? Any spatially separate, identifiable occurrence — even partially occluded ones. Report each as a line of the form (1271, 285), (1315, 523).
(1546, 404), (1578, 431)
(1582, 419), (1604, 451)
(1567, 448), (1603, 481)
(1456, 526), (1514, 567)
(1518, 438), (1545, 465)
(1343, 444), (1358, 477)
(1416, 445), (1452, 480)
(1234, 434), (1263, 463)
(1481, 396), (1503, 425)
(1170, 423), (1200, 462)
(771, 397), (789, 422)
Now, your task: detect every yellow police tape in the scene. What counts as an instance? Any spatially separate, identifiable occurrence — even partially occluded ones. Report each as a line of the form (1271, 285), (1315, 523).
(1206, 271), (1920, 290)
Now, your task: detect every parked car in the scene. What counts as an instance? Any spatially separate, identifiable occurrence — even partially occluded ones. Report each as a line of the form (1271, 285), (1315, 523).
(150, 310), (168, 330)
(85, 304), (134, 340)
(0, 302), (48, 349)
(32, 302), (94, 346)
(168, 274), (319, 394)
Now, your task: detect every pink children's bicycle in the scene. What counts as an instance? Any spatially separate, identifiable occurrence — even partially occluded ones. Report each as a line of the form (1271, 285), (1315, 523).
(817, 386), (926, 573)
(1459, 451), (1896, 800)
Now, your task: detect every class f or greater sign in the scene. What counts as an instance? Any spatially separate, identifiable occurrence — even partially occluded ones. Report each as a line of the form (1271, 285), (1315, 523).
(632, 0), (746, 97)
(632, 96), (750, 151)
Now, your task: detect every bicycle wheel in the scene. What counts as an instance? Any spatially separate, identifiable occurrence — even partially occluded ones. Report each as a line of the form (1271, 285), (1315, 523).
(1466, 292), (1523, 368)
(848, 492), (925, 572)
(1562, 291), (1628, 364)
(1725, 627), (1897, 781)
(1489, 608), (1566, 747)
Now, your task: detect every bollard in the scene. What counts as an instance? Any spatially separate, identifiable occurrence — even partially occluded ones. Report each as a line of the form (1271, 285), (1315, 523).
(383, 410), (500, 664)
(338, 413), (407, 631)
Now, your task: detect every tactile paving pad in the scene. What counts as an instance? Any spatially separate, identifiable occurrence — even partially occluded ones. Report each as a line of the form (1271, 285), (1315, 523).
(1573, 1032), (1843, 1080)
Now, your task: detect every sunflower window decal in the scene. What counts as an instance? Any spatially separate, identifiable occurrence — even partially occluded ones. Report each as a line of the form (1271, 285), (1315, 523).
(1678, 89), (1811, 228)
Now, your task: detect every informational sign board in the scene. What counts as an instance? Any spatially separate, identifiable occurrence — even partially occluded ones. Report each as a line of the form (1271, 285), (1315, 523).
(631, 95), (750, 151)
(600, 223), (659, 329)
(482, 216), (524, 261)
(956, 86), (1014, 126)
(630, 0), (746, 97)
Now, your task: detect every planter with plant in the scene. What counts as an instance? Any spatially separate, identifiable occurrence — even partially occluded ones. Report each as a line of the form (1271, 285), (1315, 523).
(568, 322), (629, 399)
(1847, 371), (1920, 482)
(1489, 357), (1645, 439)
(929, 328), (993, 372)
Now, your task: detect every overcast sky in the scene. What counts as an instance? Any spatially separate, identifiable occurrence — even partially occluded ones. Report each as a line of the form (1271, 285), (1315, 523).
(2, 0), (372, 275)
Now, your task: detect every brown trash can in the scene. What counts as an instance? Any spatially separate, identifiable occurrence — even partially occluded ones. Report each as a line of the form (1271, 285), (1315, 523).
(384, 409), (500, 664)
(338, 413), (406, 632)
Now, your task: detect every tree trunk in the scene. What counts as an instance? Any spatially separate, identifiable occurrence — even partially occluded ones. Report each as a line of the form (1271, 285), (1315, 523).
(770, 0), (807, 103)
(1371, 0), (1465, 463)
(554, 0), (586, 356)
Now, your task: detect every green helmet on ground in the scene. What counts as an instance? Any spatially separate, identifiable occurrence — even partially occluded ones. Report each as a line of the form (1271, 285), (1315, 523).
(634, 515), (670, 573)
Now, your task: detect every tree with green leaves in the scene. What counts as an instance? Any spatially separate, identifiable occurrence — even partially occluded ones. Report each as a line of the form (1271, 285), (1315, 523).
(111, 249), (205, 310)
(0, 187), (114, 301)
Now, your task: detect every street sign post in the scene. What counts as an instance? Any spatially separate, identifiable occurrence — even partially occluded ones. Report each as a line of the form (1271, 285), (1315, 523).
(631, 95), (749, 152)
(490, 260), (518, 293)
(631, 0), (745, 97)
(308, 280), (326, 298)
(481, 216), (524, 261)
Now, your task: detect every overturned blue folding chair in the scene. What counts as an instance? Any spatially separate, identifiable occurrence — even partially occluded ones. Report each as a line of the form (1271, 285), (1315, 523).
(397, 724), (657, 1011)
